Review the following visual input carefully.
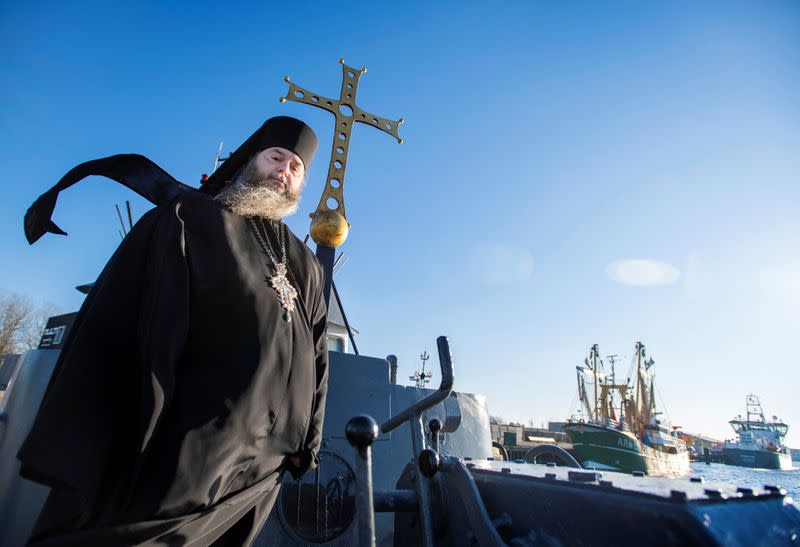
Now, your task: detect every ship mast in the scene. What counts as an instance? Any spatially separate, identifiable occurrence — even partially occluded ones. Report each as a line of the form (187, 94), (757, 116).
(634, 342), (659, 429)
(634, 341), (643, 431)
(650, 380), (656, 415)
(607, 354), (620, 422)
(746, 394), (765, 425)
(409, 350), (433, 389)
(592, 344), (599, 421)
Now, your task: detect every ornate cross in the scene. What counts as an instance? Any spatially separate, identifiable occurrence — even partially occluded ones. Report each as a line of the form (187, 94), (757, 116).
(268, 262), (298, 322)
(280, 59), (403, 246)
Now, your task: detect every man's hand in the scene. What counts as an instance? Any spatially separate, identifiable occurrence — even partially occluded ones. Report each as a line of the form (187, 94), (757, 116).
(285, 450), (313, 480)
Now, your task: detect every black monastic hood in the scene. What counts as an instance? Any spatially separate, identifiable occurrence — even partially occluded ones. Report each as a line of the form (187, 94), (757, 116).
(200, 116), (318, 196)
(24, 116), (318, 245)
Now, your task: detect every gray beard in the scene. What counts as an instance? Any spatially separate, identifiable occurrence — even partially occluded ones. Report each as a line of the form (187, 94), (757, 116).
(215, 177), (300, 220)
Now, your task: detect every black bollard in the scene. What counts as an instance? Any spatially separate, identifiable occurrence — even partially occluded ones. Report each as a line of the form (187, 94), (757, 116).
(418, 449), (441, 478)
(346, 415), (379, 547)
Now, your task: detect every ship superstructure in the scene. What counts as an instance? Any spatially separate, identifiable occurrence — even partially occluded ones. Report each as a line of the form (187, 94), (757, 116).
(722, 394), (792, 470)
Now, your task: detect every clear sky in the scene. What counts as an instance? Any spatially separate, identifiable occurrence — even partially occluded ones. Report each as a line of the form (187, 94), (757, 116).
(2, 1), (798, 446)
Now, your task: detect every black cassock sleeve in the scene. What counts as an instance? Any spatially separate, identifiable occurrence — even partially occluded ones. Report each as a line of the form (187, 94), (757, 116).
(285, 254), (329, 480)
(305, 268), (330, 463)
(18, 201), (190, 533)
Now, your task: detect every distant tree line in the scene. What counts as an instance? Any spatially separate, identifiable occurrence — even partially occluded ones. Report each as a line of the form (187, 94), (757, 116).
(0, 290), (56, 354)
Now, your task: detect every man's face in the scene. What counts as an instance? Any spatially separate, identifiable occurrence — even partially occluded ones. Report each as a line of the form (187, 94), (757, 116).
(249, 146), (306, 200)
(215, 146), (307, 220)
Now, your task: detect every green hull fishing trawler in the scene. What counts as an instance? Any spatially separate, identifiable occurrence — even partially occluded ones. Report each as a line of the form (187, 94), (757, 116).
(564, 342), (690, 476)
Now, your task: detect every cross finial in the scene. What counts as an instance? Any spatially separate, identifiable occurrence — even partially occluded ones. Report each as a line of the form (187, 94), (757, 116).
(280, 59), (403, 248)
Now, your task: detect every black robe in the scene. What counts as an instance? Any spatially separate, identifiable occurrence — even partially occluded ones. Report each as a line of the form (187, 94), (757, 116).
(18, 191), (329, 546)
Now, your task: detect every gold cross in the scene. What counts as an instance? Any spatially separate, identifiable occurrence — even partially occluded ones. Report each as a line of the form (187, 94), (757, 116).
(280, 59), (403, 225)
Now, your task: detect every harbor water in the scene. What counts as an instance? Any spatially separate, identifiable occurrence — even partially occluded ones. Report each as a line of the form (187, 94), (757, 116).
(689, 462), (800, 500)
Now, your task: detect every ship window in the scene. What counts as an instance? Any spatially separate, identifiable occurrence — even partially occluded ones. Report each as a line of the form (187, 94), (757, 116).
(327, 335), (344, 353)
(278, 450), (355, 543)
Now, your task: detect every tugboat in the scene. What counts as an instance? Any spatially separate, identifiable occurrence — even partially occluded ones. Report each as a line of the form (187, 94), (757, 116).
(722, 394), (792, 470)
(563, 342), (690, 476)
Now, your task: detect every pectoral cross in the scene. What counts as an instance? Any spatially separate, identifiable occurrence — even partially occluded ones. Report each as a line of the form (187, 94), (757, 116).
(268, 262), (298, 323)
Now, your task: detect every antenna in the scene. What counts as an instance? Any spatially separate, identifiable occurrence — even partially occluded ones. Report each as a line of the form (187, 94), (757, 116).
(606, 354), (619, 383)
(115, 201), (135, 241)
(115, 204), (128, 239)
(409, 350), (433, 388)
(333, 252), (346, 270)
(213, 141), (224, 173)
(333, 254), (350, 278)
(125, 201), (133, 230)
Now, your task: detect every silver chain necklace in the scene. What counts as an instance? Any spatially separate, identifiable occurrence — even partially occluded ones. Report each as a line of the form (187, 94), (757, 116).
(248, 217), (298, 323)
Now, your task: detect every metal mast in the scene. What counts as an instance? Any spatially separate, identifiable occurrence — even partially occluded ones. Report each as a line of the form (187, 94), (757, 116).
(634, 342), (642, 430)
(592, 344), (599, 421)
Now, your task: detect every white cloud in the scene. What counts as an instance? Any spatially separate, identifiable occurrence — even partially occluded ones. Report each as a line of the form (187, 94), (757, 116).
(471, 244), (534, 285)
(606, 259), (681, 287)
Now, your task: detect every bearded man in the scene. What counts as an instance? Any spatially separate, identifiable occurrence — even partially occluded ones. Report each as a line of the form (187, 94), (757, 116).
(18, 116), (329, 546)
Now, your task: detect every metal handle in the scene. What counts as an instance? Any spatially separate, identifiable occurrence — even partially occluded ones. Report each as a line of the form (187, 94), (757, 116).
(381, 336), (454, 434)
(346, 415), (379, 547)
(378, 336), (453, 547)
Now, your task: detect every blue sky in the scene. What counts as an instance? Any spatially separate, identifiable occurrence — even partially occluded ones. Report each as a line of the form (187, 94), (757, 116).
(2, 1), (798, 446)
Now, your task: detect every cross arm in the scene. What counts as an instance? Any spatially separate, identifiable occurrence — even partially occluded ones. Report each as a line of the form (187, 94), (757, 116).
(353, 106), (404, 144)
(280, 77), (339, 117)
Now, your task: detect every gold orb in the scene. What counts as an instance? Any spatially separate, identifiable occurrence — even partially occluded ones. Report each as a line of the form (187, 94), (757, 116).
(310, 210), (349, 247)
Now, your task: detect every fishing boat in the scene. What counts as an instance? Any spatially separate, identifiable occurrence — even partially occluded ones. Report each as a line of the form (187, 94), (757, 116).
(722, 394), (792, 470)
(563, 342), (690, 476)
